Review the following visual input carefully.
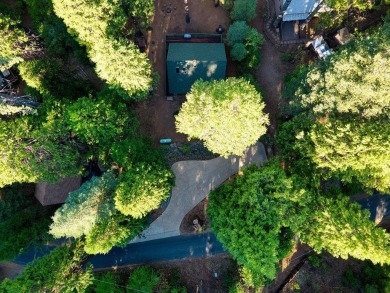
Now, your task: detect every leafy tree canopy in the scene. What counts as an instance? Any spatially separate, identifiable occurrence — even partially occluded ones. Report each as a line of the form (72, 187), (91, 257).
(324, 0), (384, 11)
(310, 118), (390, 193)
(290, 24), (390, 119)
(297, 193), (390, 265)
(0, 11), (27, 70)
(176, 78), (269, 157)
(84, 213), (145, 255)
(90, 40), (153, 98)
(18, 57), (93, 99)
(0, 114), (82, 187)
(23, 0), (87, 59)
(114, 162), (174, 218)
(65, 90), (138, 152)
(88, 272), (121, 293)
(281, 21), (390, 192)
(52, 0), (126, 46)
(208, 161), (296, 286)
(226, 21), (250, 46)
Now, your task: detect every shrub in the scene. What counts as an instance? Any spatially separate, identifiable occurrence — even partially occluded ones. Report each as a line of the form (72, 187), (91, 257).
(231, 0), (257, 22)
(281, 52), (294, 63)
(127, 266), (161, 293)
(91, 272), (122, 293)
(226, 21), (250, 46)
(114, 163), (174, 219)
(231, 43), (247, 61)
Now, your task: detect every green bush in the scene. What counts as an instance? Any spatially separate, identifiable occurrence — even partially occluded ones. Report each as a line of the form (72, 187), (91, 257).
(226, 21), (250, 46)
(92, 272), (123, 293)
(180, 143), (191, 154)
(231, 0), (257, 22)
(308, 255), (321, 268)
(127, 266), (161, 293)
(227, 22), (264, 73)
(281, 52), (294, 63)
(231, 43), (247, 61)
(342, 269), (362, 290)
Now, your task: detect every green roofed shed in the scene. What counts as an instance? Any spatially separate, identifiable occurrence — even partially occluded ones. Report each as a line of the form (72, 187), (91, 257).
(166, 43), (227, 95)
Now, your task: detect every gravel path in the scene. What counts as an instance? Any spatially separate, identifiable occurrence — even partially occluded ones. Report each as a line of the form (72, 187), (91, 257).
(131, 142), (267, 243)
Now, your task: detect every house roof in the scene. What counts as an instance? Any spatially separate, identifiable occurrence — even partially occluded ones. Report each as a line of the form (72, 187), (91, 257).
(35, 176), (82, 206)
(283, 0), (323, 21)
(167, 43), (226, 62)
(166, 43), (226, 95)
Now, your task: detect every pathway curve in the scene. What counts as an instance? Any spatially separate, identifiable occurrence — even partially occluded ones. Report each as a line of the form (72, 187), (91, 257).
(131, 142), (267, 243)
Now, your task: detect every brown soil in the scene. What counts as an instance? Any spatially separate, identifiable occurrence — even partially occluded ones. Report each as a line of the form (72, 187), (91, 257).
(264, 242), (313, 293)
(179, 197), (210, 234)
(251, 0), (299, 138)
(135, 0), (231, 145)
(119, 254), (235, 292)
(283, 253), (364, 293)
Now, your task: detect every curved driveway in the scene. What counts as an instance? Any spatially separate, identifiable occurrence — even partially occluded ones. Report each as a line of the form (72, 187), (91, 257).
(131, 142), (267, 243)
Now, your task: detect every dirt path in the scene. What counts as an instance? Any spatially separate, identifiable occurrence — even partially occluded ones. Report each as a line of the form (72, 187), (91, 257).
(251, 0), (289, 137)
(265, 243), (313, 293)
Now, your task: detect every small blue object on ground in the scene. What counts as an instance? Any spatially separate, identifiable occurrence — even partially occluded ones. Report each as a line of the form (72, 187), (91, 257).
(160, 138), (172, 144)
(184, 33), (191, 39)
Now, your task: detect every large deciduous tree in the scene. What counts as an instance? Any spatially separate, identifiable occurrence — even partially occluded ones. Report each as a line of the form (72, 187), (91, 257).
(310, 118), (390, 192)
(291, 25), (390, 119)
(0, 115), (81, 188)
(114, 163), (174, 219)
(207, 161), (296, 286)
(297, 193), (390, 265)
(176, 78), (269, 157)
(281, 20), (390, 193)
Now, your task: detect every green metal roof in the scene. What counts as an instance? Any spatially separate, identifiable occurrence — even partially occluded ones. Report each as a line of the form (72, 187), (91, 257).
(166, 43), (227, 95)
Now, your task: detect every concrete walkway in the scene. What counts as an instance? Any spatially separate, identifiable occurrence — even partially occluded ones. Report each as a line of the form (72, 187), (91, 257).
(131, 142), (267, 243)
